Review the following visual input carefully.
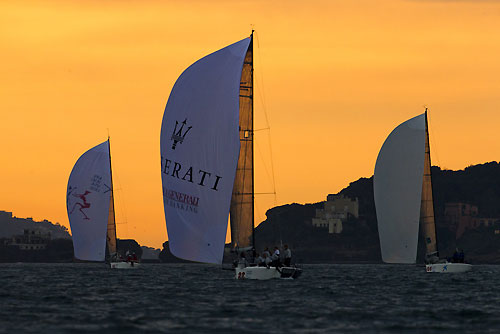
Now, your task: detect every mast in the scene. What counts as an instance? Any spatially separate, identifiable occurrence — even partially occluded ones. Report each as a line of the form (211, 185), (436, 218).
(250, 30), (255, 252)
(107, 136), (118, 256)
(421, 108), (439, 262)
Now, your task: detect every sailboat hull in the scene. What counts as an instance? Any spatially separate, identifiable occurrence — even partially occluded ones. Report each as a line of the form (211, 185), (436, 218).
(425, 262), (471, 273)
(110, 261), (141, 269)
(235, 266), (302, 280)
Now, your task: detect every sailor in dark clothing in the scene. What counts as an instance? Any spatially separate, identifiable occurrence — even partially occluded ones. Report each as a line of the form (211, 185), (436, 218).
(458, 249), (465, 263)
(283, 244), (292, 267)
(452, 249), (459, 263)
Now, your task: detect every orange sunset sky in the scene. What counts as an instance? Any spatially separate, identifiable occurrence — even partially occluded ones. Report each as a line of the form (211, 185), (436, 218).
(1, 0), (499, 249)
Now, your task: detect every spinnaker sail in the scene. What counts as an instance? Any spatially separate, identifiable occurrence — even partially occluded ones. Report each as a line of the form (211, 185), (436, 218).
(67, 141), (111, 261)
(160, 38), (251, 264)
(374, 114), (426, 263)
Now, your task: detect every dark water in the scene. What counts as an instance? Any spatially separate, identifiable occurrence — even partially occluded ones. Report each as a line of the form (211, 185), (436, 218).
(1, 263), (499, 333)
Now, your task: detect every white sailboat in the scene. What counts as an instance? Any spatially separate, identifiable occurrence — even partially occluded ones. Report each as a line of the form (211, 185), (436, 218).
(67, 138), (139, 269)
(374, 109), (471, 273)
(160, 32), (301, 280)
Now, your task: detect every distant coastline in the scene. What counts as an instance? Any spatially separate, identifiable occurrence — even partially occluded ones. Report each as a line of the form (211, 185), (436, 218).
(2, 161), (500, 264)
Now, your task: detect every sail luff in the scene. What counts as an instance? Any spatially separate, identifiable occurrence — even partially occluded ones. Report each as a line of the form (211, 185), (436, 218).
(230, 33), (255, 251)
(420, 109), (439, 260)
(106, 138), (118, 256)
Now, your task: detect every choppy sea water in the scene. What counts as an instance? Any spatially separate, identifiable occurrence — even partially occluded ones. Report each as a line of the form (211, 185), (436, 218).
(1, 263), (499, 333)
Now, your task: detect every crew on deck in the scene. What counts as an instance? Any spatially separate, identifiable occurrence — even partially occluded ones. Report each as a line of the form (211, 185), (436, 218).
(255, 253), (265, 267)
(238, 252), (248, 268)
(452, 248), (465, 263)
(264, 252), (272, 267)
(271, 246), (281, 268)
(262, 247), (271, 259)
(284, 244), (292, 266)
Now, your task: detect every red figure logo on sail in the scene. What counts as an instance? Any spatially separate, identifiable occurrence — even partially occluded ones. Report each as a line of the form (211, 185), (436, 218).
(70, 190), (92, 220)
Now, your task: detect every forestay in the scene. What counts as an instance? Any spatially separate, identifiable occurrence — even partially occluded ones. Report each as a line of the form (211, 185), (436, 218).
(160, 38), (251, 264)
(67, 141), (111, 261)
(374, 114), (426, 263)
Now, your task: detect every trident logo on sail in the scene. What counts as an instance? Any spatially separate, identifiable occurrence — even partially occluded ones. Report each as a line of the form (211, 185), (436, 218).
(171, 118), (192, 150)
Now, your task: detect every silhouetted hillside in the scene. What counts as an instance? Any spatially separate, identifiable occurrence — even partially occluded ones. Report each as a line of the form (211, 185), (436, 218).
(0, 211), (70, 239)
(254, 161), (500, 263)
(433, 162), (500, 218)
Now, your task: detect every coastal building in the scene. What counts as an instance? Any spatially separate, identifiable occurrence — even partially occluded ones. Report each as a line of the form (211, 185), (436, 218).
(5, 229), (51, 250)
(312, 194), (359, 234)
(444, 202), (500, 238)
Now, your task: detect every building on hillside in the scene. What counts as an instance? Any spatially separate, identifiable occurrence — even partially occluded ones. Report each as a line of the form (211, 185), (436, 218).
(0, 211), (13, 220)
(5, 229), (51, 250)
(444, 202), (500, 238)
(312, 194), (359, 234)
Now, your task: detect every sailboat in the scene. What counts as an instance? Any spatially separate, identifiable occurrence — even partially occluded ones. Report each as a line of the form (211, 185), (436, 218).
(66, 138), (139, 269)
(160, 32), (301, 280)
(373, 109), (471, 273)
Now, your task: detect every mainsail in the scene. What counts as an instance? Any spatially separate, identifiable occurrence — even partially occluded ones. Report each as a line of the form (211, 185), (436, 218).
(420, 110), (438, 260)
(230, 36), (254, 251)
(67, 141), (112, 261)
(374, 114), (426, 263)
(160, 37), (252, 264)
(106, 139), (117, 256)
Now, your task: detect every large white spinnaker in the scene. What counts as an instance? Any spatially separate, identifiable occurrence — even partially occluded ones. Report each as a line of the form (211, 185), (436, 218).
(67, 141), (111, 261)
(374, 114), (426, 263)
(160, 38), (251, 264)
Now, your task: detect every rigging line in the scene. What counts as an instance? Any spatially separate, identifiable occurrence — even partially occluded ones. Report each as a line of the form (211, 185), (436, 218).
(254, 34), (278, 244)
(255, 135), (273, 184)
(113, 157), (129, 238)
(255, 200), (261, 228)
(253, 31), (270, 131)
(267, 130), (278, 206)
(254, 32), (277, 205)
(254, 127), (270, 132)
(236, 192), (276, 195)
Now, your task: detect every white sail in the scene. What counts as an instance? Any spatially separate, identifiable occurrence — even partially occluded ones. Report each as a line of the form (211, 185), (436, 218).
(67, 141), (111, 261)
(160, 38), (251, 264)
(374, 114), (426, 263)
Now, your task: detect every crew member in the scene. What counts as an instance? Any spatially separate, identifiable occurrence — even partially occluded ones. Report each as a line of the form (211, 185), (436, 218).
(255, 253), (264, 266)
(264, 253), (272, 268)
(284, 244), (292, 266)
(262, 247), (271, 259)
(271, 246), (281, 268)
(238, 252), (248, 268)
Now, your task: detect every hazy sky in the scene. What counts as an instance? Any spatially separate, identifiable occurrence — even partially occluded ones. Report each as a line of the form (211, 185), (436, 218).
(1, 0), (500, 248)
